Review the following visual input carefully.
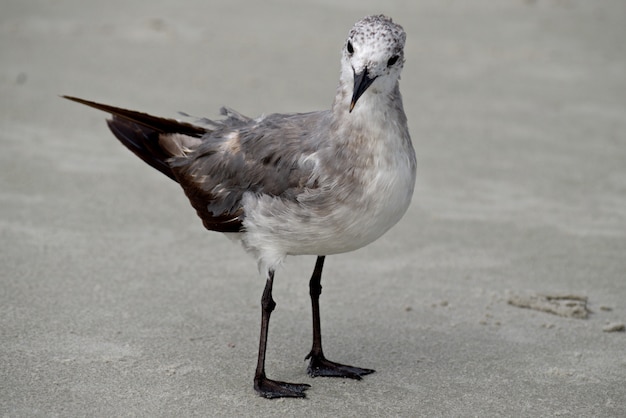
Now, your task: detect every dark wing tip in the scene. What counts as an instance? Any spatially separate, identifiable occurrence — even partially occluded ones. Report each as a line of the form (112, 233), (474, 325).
(62, 95), (209, 138)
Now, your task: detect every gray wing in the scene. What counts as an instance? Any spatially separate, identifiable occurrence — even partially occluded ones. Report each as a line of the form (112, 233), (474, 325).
(169, 110), (331, 232)
(62, 96), (328, 233)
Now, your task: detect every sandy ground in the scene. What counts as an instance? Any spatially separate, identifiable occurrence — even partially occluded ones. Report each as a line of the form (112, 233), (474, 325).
(2, 0), (626, 416)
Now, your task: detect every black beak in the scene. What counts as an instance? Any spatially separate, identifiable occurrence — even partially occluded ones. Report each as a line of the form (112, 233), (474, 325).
(350, 68), (377, 112)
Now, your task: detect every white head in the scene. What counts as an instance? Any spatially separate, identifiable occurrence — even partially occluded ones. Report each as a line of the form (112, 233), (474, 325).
(340, 15), (406, 113)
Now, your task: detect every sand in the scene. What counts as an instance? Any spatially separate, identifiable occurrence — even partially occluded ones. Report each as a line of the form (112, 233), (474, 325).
(1, 0), (625, 416)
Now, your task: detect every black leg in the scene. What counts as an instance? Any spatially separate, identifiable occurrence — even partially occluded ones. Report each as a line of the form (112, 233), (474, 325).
(305, 256), (375, 379)
(254, 270), (310, 399)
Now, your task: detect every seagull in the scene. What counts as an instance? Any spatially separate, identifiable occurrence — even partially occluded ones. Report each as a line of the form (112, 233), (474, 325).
(64, 14), (416, 399)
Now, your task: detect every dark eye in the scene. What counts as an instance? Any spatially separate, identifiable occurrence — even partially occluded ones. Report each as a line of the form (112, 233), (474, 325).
(387, 55), (399, 67)
(347, 41), (354, 54)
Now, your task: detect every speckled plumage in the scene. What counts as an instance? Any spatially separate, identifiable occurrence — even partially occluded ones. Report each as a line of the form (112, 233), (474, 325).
(64, 15), (415, 399)
(163, 15), (415, 273)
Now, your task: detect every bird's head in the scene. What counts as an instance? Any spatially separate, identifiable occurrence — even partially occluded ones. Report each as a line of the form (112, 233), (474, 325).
(340, 15), (406, 113)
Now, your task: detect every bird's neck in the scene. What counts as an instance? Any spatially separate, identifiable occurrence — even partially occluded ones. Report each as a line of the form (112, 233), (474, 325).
(330, 81), (408, 142)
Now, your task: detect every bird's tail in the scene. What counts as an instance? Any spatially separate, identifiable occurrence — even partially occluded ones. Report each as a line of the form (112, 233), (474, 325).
(63, 96), (208, 182)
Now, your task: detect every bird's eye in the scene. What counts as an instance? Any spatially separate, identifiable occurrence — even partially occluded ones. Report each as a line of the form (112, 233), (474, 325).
(347, 41), (354, 54)
(387, 55), (400, 67)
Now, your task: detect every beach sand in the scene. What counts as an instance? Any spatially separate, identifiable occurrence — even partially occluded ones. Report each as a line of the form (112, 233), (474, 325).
(2, 0), (625, 416)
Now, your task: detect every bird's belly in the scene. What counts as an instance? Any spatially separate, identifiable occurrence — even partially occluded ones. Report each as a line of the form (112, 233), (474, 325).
(240, 153), (415, 272)
(299, 173), (413, 255)
(253, 167), (414, 256)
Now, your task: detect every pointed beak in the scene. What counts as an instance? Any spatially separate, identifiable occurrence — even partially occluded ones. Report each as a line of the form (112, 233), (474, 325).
(349, 68), (377, 113)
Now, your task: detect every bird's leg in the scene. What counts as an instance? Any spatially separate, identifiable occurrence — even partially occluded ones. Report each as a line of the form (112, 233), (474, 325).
(305, 256), (375, 379)
(254, 270), (310, 398)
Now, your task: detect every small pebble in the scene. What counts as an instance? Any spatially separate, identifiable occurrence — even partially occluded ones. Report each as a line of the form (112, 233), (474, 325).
(602, 322), (625, 333)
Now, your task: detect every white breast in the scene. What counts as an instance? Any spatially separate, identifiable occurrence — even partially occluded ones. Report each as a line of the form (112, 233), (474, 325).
(240, 97), (416, 273)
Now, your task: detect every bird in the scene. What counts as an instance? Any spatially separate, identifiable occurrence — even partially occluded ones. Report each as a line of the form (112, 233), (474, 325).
(64, 14), (416, 399)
